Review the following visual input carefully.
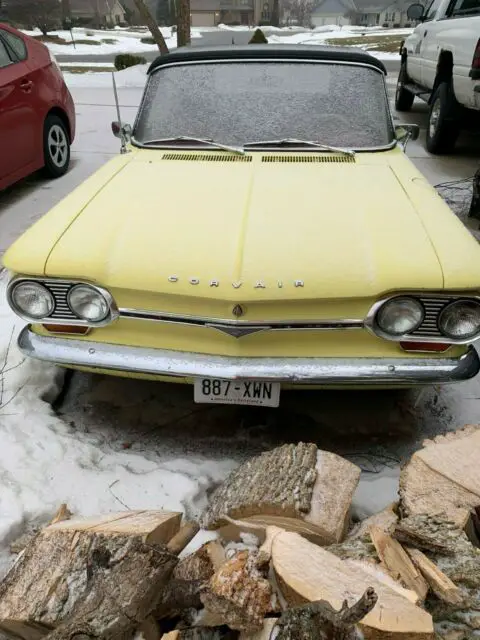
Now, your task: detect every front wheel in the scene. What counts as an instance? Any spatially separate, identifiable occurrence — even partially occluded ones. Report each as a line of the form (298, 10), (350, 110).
(43, 114), (71, 178)
(426, 82), (460, 154)
(395, 62), (415, 112)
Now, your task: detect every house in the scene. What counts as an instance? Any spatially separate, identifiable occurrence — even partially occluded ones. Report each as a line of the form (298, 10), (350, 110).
(378, 0), (416, 26)
(311, 0), (356, 27)
(69, 0), (127, 27)
(190, 0), (221, 26)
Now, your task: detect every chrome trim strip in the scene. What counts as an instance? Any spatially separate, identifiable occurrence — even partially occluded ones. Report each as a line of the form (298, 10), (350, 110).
(132, 58), (396, 154)
(6, 277), (118, 328)
(118, 307), (364, 332)
(18, 327), (479, 385)
(365, 293), (480, 345)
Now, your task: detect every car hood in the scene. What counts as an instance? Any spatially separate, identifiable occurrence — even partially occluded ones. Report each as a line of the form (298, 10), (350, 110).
(43, 150), (446, 300)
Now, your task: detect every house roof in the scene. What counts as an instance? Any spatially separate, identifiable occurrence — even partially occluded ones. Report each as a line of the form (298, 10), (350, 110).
(312, 0), (356, 16)
(190, 0), (220, 11)
(148, 44), (387, 74)
(312, 0), (355, 16)
(353, 0), (393, 11)
(70, 0), (126, 15)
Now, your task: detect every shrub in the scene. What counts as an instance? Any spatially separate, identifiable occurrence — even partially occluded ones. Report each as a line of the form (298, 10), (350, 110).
(101, 38), (118, 44)
(141, 36), (156, 44)
(248, 28), (268, 44)
(115, 53), (147, 70)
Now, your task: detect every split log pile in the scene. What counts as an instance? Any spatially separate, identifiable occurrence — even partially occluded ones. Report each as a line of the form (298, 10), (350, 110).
(0, 433), (479, 640)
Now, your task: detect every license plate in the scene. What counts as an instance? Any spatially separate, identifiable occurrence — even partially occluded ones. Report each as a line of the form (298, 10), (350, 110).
(194, 378), (280, 407)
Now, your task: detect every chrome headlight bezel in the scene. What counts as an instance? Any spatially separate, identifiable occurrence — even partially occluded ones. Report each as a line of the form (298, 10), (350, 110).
(9, 281), (55, 320)
(367, 293), (480, 344)
(375, 296), (424, 337)
(6, 277), (118, 327)
(67, 284), (110, 323)
(438, 300), (480, 341)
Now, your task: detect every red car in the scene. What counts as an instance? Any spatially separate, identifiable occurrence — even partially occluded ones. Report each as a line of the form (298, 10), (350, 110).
(0, 24), (75, 191)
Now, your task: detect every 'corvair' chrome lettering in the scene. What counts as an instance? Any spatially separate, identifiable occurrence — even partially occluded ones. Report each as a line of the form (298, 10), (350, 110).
(167, 277), (304, 289)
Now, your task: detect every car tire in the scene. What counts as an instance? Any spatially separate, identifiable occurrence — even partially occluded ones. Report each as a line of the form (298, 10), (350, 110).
(395, 62), (415, 112)
(426, 82), (460, 154)
(43, 114), (70, 178)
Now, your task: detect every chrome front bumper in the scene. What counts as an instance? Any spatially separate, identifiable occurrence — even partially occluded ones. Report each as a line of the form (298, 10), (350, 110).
(18, 326), (480, 385)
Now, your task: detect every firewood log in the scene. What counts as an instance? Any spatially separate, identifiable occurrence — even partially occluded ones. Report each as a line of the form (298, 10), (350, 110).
(0, 511), (182, 639)
(202, 443), (361, 546)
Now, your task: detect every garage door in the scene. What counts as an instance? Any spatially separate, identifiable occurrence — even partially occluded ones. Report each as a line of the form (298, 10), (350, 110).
(191, 12), (216, 26)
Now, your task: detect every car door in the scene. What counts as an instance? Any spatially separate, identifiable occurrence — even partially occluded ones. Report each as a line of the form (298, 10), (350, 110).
(0, 29), (39, 183)
(419, 0), (445, 87)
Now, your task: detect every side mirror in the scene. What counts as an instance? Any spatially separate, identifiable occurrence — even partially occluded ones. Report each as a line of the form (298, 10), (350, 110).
(111, 121), (132, 141)
(407, 3), (424, 20)
(395, 124), (420, 150)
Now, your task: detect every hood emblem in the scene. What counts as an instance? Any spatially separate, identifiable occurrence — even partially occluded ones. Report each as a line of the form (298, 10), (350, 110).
(232, 304), (244, 318)
(207, 324), (266, 338)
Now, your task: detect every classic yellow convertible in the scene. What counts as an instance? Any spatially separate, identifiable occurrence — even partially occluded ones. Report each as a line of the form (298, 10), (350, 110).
(4, 45), (480, 407)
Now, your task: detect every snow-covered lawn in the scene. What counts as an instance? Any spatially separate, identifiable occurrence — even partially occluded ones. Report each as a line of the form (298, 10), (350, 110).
(21, 26), (203, 56)
(0, 270), (232, 575)
(21, 24), (409, 60)
(267, 26), (411, 60)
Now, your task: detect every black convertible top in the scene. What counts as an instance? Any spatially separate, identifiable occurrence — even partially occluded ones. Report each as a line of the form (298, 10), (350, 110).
(147, 44), (387, 75)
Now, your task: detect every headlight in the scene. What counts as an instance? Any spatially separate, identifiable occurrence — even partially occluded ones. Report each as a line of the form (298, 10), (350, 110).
(67, 285), (109, 322)
(439, 300), (480, 340)
(11, 282), (54, 319)
(376, 297), (424, 336)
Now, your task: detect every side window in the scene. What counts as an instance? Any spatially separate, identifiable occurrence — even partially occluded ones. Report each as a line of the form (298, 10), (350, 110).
(0, 39), (12, 69)
(424, 0), (443, 19)
(447, 0), (480, 16)
(1, 30), (27, 61)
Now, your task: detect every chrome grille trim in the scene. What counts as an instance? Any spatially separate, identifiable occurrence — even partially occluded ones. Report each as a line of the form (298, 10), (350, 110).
(6, 277), (118, 327)
(119, 308), (363, 336)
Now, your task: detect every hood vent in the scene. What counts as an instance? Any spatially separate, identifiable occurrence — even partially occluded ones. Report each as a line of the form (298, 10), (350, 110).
(162, 153), (252, 162)
(262, 155), (355, 163)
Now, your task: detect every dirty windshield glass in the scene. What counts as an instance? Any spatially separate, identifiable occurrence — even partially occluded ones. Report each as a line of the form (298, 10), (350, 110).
(134, 61), (393, 149)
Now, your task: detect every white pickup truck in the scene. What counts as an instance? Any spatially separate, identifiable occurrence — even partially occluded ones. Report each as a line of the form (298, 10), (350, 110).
(396, 0), (480, 153)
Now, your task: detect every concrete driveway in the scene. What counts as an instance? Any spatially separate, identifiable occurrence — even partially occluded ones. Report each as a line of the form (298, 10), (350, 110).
(0, 70), (479, 520)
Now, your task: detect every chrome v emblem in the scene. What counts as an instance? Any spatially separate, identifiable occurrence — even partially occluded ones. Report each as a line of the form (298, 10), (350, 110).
(206, 324), (268, 338)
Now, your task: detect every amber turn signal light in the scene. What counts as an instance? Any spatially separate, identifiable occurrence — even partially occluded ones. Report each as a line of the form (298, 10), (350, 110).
(400, 341), (450, 353)
(42, 324), (90, 335)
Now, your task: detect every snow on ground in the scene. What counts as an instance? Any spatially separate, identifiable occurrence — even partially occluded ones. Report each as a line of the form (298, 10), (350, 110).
(267, 26), (411, 60)
(63, 63), (148, 88)
(22, 26), (202, 56)
(0, 270), (235, 575)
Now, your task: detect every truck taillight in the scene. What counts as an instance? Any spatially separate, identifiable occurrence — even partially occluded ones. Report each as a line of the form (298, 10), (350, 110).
(472, 39), (480, 70)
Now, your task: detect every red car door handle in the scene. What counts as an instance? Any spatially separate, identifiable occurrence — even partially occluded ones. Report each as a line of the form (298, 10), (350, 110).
(20, 80), (33, 91)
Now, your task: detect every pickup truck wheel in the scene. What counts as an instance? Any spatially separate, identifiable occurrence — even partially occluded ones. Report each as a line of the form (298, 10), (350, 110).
(43, 114), (71, 178)
(395, 63), (414, 112)
(426, 82), (460, 154)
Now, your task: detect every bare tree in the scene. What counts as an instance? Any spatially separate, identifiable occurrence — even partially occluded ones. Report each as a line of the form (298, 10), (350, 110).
(7, 0), (61, 34)
(133, 0), (169, 53)
(283, 0), (314, 26)
(176, 0), (190, 47)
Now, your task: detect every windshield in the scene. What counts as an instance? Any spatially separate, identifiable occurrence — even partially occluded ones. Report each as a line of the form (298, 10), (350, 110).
(134, 61), (394, 150)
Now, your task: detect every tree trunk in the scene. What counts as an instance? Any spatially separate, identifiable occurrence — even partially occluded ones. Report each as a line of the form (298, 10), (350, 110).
(133, 0), (169, 54)
(271, 0), (280, 26)
(177, 0), (191, 47)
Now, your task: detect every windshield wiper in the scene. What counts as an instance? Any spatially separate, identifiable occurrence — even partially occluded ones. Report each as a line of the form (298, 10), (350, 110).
(244, 138), (355, 157)
(141, 136), (245, 156)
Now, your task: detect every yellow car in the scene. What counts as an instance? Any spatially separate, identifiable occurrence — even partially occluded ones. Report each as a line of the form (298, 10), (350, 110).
(4, 45), (480, 408)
